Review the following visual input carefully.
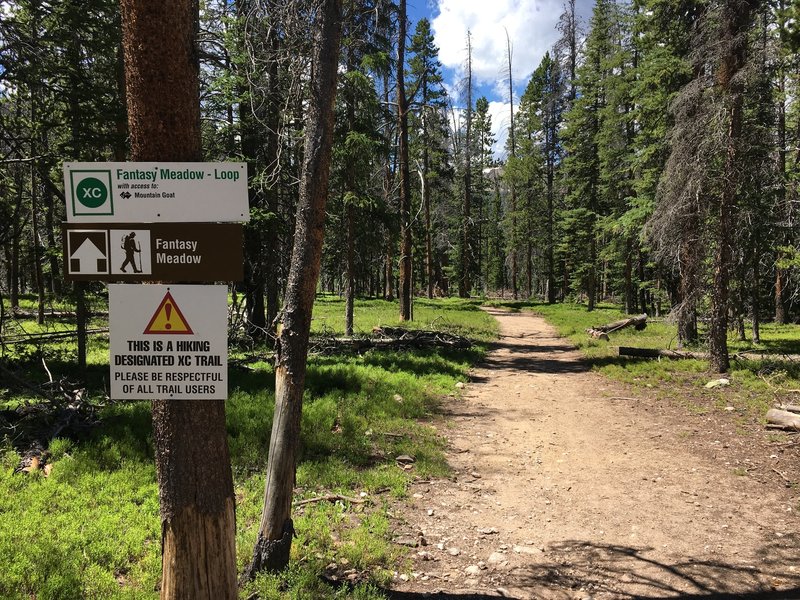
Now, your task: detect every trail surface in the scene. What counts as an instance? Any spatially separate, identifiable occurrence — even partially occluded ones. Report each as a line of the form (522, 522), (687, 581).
(389, 308), (799, 599)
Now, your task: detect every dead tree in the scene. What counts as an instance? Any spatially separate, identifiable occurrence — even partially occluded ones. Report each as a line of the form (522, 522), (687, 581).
(243, 0), (343, 577)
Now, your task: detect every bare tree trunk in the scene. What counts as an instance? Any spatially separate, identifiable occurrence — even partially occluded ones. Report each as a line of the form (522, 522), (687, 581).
(459, 32), (474, 299)
(345, 202), (355, 335)
(264, 12), (282, 337)
(546, 151), (555, 304)
(244, 0), (342, 576)
(382, 71), (395, 302)
(10, 172), (22, 308)
(506, 31), (518, 301)
(677, 236), (699, 347)
(638, 249), (648, 314)
(42, 184), (61, 296)
(587, 235), (596, 312)
(29, 164), (45, 325)
(624, 238), (634, 314)
(398, 0), (412, 319)
(119, 1), (237, 598)
(75, 282), (87, 373)
(775, 0), (788, 325)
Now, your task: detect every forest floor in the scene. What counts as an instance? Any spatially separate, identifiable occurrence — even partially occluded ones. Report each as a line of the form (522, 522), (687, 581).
(387, 308), (800, 600)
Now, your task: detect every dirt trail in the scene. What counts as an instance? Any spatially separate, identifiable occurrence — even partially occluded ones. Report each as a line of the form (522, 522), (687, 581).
(389, 308), (799, 599)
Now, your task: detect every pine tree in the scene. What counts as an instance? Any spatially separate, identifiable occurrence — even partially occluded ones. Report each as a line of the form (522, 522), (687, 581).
(517, 51), (564, 302)
(653, 0), (757, 372)
(408, 18), (448, 298)
(560, 0), (623, 310)
(472, 97), (498, 292)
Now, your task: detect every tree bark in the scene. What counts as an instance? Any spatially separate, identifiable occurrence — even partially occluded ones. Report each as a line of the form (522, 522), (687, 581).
(709, 0), (752, 373)
(775, 0), (788, 325)
(75, 282), (87, 373)
(244, 0), (342, 577)
(29, 163), (45, 325)
(397, 0), (412, 320)
(119, 1), (237, 598)
(345, 202), (355, 335)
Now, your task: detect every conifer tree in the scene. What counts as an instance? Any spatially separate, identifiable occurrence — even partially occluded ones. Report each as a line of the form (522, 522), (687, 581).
(560, 0), (622, 310)
(408, 18), (448, 298)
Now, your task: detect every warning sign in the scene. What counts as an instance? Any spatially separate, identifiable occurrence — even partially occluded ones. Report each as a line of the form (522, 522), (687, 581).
(109, 284), (227, 400)
(143, 291), (193, 334)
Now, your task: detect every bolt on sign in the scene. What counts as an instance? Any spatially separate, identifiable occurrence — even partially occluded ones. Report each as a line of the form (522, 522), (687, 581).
(109, 284), (228, 400)
(62, 223), (244, 282)
(63, 162), (249, 223)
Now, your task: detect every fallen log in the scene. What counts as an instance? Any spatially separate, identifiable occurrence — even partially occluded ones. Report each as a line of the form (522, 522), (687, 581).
(587, 314), (647, 340)
(766, 408), (800, 431)
(618, 347), (708, 360)
(618, 346), (800, 363)
(311, 328), (472, 354)
(1, 328), (108, 345)
(778, 405), (800, 414)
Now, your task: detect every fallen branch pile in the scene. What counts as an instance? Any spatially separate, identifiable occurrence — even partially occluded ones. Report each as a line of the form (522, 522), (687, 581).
(311, 326), (472, 354)
(1, 367), (103, 473)
(587, 314), (647, 340)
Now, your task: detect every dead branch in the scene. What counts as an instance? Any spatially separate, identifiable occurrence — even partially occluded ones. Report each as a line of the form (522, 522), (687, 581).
(587, 314), (647, 340)
(311, 327), (472, 354)
(294, 494), (366, 507)
(766, 408), (800, 431)
(618, 347), (707, 360)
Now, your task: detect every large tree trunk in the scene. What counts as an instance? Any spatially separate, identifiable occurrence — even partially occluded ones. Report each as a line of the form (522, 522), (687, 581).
(244, 0), (342, 576)
(709, 0), (752, 373)
(119, 1), (237, 598)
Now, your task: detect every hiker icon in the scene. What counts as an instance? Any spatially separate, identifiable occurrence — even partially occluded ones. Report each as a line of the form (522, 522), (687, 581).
(120, 232), (142, 273)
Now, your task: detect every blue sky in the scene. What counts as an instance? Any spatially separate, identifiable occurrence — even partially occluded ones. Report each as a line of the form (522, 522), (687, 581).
(406, 0), (594, 157)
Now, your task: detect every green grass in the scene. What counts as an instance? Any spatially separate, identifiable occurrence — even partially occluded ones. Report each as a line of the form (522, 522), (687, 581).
(0, 295), (496, 599)
(311, 295), (498, 342)
(486, 299), (800, 420)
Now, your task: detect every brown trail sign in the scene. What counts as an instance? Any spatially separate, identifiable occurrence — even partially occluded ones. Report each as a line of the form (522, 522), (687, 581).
(63, 223), (243, 282)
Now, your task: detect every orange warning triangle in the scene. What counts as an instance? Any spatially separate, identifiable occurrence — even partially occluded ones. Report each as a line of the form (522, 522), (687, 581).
(143, 291), (193, 334)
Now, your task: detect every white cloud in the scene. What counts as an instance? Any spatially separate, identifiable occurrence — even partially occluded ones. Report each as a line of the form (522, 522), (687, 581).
(488, 100), (512, 159)
(429, 0), (593, 158)
(431, 0), (567, 88)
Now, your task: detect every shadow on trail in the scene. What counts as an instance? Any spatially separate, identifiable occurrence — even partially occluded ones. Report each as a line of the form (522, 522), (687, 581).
(385, 537), (800, 599)
(387, 593), (508, 599)
(472, 337), (590, 376)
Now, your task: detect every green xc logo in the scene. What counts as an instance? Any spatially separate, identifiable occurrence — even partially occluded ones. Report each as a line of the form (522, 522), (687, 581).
(70, 169), (113, 216)
(76, 177), (108, 208)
